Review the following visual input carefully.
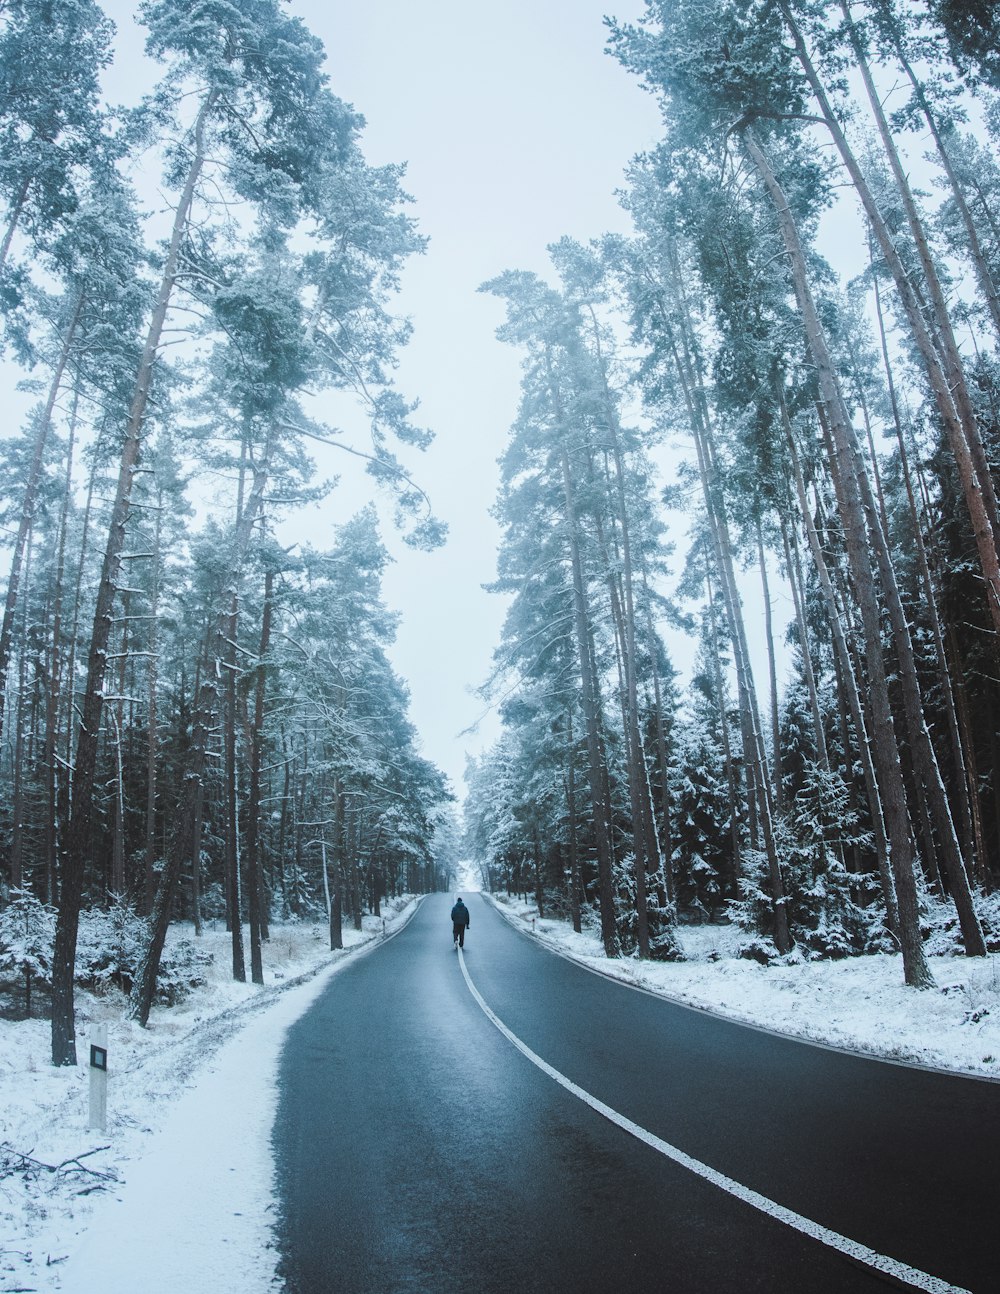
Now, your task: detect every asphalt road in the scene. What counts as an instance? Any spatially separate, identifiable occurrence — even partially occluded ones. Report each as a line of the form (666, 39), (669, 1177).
(272, 893), (999, 1293)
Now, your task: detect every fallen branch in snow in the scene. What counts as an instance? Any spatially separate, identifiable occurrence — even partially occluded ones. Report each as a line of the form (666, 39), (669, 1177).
(1, 1143), (116, 1183)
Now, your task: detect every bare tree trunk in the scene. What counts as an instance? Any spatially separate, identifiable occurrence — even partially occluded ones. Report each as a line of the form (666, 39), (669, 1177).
(705, 570), (743, 905)
(349, 803), (363, 932)
(694, 423), (790, 950)
(52, 92), (218, 1064)
(588, 320), (677, 951)
(61, 459), (97, 796)
(190, 774), (205, 937)
(277, 733), (291, 914)
(330, 780), (344, 949)
(542, 345), (618, 955)
(0, 174), (30, 273)
(593, 490), (651, 953)
(44, 389), (79, 904)
(871, 246), (981, 885)
(840, 411), (987, 955)
(564, 710), (583, 933)
(643, 579), (675, 903)
(9, 533), (32, 890)
(780, 514), (829, 771)
(779, 1), (1000, 647)
(245, 567), (273, 985)
(872, 0), (1000, 345)
(129, 440), (270, 1026)
(743, 125), (931, 985)
(757, 521), (783, 812)
(653, 254), (789, 946)
(0, 293), (83, 746)
(945, 623), (988, 889)
(561, 444), (619, 957)
(224, 592), (246, 982)
(143, 493), (162, 914)
(110, 599), (129, 896)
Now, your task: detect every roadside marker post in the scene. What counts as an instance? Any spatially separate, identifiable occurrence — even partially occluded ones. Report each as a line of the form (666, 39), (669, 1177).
(88, 1023), (108, 1132)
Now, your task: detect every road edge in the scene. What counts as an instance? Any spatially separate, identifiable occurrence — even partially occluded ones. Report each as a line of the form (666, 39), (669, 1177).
(481, 892), (1000, 1085)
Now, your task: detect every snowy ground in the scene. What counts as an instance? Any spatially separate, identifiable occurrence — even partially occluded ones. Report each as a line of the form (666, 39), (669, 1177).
(489, 892), (1000, 1079)
(1, 898), (420, 1294)
(3, 891), (998, 1294)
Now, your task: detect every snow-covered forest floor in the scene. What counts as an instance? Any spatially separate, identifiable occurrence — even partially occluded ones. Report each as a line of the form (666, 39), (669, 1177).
(489, 893), (1000, 1079)
(1, 897), (419, 1293)
(3, 892), (999, 1293)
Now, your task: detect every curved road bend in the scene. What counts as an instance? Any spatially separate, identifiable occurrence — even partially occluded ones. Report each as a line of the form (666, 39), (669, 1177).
(273, 893), (998, 1294)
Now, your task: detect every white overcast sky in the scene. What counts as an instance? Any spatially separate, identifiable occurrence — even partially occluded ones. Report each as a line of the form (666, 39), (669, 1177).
(283, 0), (667, 792)
(5, 3), (967, 801)
(95, 1), (675, 794)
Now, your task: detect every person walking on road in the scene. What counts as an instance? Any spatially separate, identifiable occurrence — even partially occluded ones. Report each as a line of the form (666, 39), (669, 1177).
(451, 897), (470, 949)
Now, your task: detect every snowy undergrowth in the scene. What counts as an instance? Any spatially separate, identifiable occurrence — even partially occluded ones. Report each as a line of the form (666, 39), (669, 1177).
(0, 898), (418, 1292)
(489, 893), (1000, 1079)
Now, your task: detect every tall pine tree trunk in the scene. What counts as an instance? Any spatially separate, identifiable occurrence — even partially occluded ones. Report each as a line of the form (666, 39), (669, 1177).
(44, 389), (79, 904)
(245, 567), (273, 985)
(129, 442), (270, 1026)
(871, 248), (982, 885)
(875, 0), (1000, 345)
(543, 346), (619, 955)
(706, 569), (744, 903)
(589, 315), (676, 952)
(224, 592), (246, 981)
(778, 1), (1000, 646)
(653, 258), (789, 946)
(52, 92), (217, 1064)
(757, 521), (783, 812)
(564, 710), (583, 934)
(143, 493), (162, 914)
(0, 292), (83, 747)
(743, 125), (931, 985)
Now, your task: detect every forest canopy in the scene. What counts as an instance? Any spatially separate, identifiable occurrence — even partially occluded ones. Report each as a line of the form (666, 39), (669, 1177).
(0, 0), (455, 1065)
(2, 0), (1000, 1071)
(465, 0), (1000, 988)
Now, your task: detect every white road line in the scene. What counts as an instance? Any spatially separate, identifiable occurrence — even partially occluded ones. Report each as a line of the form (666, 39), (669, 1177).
(458, 949), (970, 1294)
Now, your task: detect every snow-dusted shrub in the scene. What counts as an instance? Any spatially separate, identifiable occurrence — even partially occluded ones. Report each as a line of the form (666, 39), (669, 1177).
(975, 890), (1000, 953)
(727, 847), (777, 942)
(75, 899), (150, 994)
(155, 939), (214, 1005)
(791, 864), (886, 959)
(605, 858), (684, 960)
(283, 864), (325, 919)
(538, 888), (573, 923)
(728, 835), (886, 960)
(727, 761), (890, 959)
(0, 890), (55, 1014)
(737, 936), (780, 965)
(198, 879), (228, 923)
(855, 896), (898, 955)
(578, 901), (602, 934)
(918, 882), (1000, 957)
(669, 725), (730, 920)
(0, 893), (213, 1009)
(648, 918), (685, 962)
(613, 856), (638, 954)
(920, 889), (967, 957)
(75, 900), (212, 1002)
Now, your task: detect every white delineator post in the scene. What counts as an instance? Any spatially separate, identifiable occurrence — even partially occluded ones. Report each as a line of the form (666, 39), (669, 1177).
(88, 1023), (108, 1132)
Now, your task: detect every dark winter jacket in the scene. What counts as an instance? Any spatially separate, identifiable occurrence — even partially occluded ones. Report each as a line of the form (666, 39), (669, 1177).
(451, 900), (470, 928)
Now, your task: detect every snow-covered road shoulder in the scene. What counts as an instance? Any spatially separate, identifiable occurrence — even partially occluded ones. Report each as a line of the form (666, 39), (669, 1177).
(486, 893), (1000, 1081)
(1, 898), (421, 1294)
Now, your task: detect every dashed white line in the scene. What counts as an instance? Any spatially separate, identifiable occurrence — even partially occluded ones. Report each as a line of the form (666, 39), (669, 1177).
(458, 948), (970, 1294)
